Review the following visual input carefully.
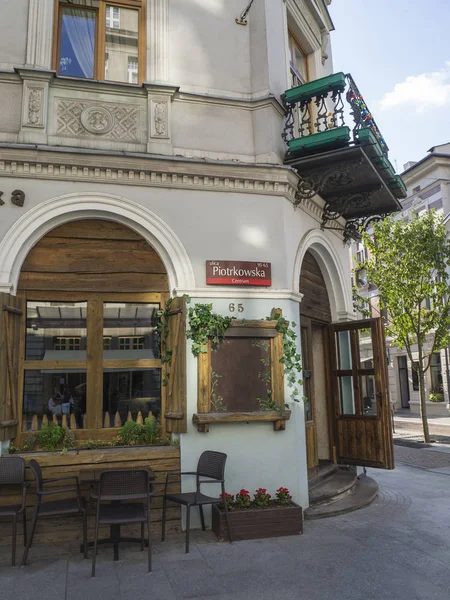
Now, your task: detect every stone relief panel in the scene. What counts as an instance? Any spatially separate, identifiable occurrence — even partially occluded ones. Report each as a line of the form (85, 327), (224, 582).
(150, 99), (169, 138)
(55, 98), (140, 142)
(27, 87), (44, 127)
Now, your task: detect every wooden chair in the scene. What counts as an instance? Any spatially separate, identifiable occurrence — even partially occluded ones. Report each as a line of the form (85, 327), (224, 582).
(21, 459), (87, 566)
(0, 456), (27, 566)
(161, 450), (233, 553)
(91, 469), (153, 577)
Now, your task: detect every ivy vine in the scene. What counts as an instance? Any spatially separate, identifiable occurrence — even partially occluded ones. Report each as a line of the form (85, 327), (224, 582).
(186, 302), (235, 356)
(156, 297), (175, 387)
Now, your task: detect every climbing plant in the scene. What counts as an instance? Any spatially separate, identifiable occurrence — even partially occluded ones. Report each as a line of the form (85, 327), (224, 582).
(186, 302), (235, 356)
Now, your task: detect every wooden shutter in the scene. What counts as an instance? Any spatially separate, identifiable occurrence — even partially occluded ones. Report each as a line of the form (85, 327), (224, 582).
(0, 293), (23, 441)
(163, 296), (187, 433)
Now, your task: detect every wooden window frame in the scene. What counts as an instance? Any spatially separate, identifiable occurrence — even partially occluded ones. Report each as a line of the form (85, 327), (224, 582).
(52, 0), (146, 85)
(193, 319), (290, 433)
(288, 29), (309, 87)
(17, 290), (168, 446)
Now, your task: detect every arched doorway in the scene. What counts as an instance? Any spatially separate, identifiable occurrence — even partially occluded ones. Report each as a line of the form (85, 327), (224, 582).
(299, 250), (332, 479)
(18, 219), (169, 443)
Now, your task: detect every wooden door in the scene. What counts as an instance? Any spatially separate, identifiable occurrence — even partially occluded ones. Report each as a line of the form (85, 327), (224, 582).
(301, 321), (318, 477)
(328, 317), (394, 469)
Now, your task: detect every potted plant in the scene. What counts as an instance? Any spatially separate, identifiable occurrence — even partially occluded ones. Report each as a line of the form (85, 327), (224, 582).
(212, 486), (303, 541)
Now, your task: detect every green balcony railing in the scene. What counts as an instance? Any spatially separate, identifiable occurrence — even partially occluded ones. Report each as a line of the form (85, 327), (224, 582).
(281, 73), (407, 200)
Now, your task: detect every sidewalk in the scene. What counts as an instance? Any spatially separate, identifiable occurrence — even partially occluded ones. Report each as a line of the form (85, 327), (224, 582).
(394, 408), (450, 440)
(2, 463), (450, 600)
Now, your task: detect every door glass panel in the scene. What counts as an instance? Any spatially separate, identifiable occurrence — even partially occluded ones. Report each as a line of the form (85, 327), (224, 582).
(337, 331), (352, 370)
(102, 368), (161, 427)
(26, 301), (87, 361)
(59, 7), (96, 78)
(358, 328), (373, 370)
(104, 6), (139, 83)
(361, 374), (377, 415)
(339, 375), (355, 414)
(23, 369), (87, 431)
(103, 303), (160, 359)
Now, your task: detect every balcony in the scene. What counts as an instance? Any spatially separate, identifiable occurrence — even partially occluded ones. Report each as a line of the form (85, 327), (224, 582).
(281, 73), (406, 242)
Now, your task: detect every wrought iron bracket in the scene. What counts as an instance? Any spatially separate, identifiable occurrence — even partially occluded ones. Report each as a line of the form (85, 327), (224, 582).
(235, 0), (256, 25)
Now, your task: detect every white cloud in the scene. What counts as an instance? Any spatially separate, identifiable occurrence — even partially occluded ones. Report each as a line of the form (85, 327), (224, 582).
(380, 62), (450, 113)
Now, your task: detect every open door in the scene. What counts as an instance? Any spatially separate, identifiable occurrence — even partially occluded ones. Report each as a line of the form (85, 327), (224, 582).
(328, 317), (394, 469)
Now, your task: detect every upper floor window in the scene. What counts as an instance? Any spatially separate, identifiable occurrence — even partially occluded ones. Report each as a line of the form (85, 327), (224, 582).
(54, 0), (145, 84)
(288, 30), (308, 87)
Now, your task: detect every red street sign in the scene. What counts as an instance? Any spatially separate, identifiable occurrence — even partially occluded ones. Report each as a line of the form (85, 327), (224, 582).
(206, 261), (272, 286)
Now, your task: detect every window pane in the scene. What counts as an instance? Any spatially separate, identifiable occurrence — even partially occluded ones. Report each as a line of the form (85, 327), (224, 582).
(23, 369), (87, 431)
(337, 331), (352, 370)
(103, 303), (160, 359)
(103, 368), (161, 427)
(104, 6), (139, 83)
(59, 7), (95, 78)
(26, 301), (87, 361)
(339, 376), (355, 414)
(361, 374), (377, 415)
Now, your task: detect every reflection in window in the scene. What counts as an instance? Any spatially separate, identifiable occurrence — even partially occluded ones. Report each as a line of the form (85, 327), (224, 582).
(103, 368), (161, 426)
(103, 303), (160, 359)
(104, 6), (139, 83)
(23, 370), (87, 431)
(26, 301), (87, 361)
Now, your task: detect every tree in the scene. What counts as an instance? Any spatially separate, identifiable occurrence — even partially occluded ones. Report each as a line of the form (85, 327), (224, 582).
(358, 211), (450, 443)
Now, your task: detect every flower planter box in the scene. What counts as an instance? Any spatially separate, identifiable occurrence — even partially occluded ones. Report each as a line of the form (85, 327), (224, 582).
(212, 502), (303, 541)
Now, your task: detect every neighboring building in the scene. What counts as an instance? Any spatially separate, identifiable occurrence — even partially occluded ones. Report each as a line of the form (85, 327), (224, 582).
(0, 0), (403, 538)
(353, 143), (450, 416)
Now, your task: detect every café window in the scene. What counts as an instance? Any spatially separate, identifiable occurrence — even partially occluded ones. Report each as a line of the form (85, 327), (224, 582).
(54, 0), (145, 84)
(22, 297), (162, 436)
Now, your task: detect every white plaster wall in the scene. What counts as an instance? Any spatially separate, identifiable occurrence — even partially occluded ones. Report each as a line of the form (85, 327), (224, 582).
(0, 178), (289, 290)
(168, 0), (251, 96)
(180, 295), (308, 527)
(0, 81), (23, 135)
(0, 0), (28, 70)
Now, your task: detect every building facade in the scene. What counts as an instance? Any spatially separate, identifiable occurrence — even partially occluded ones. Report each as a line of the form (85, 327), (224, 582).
(0, 0), (400, 532)
(353, 143), (450, 416)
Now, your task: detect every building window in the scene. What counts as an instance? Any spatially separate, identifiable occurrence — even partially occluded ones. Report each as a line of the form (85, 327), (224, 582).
(412, 362), (419, 391)
(119, 336), (145, 350)
(54, 337), (81, 351)
(430, 353), (443, 393)
(288, 30), (308, 87)
(106, 5), (120, 29)
(55, 0), (144, 84)
(103, 337), (112, 350)
(128, 56), (138, 84)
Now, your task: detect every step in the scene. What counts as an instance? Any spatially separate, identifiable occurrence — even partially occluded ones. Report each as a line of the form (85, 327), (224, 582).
(309, 470), (357, 505)
(308, 463), (339, 491)
(304, 476), (378, 520)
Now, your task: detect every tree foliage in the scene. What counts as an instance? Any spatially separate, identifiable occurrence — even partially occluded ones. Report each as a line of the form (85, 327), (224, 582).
(358, 211), (450, 441)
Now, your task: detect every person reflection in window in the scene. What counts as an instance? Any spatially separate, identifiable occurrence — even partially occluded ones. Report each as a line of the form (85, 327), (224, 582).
(48, 392), (63, 417)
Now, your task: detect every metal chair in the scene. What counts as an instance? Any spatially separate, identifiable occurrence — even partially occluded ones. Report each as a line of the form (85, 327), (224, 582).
(161, 450), (233, 553)
(91, 469), (153, 577)
(0, 456), (27, 566)
(21, 458), (87, 566)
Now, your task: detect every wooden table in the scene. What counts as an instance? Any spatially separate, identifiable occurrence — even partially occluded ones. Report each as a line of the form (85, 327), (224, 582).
(78, 467), (155, 561)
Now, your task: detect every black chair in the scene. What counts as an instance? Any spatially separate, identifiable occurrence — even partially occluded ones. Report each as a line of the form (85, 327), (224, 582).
(161, 450), (233, 553)
(0, 456), (27, 566)
(21, 459), (87, 566)
(91, 469), (153, 577)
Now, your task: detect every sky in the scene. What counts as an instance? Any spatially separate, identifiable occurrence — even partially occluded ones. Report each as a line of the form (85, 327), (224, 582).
(328, 0), (450, 173)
